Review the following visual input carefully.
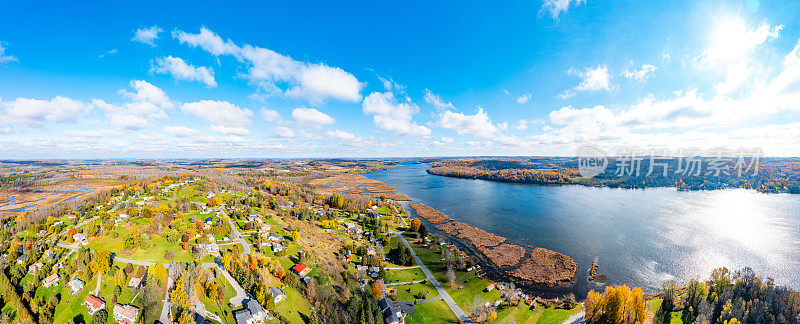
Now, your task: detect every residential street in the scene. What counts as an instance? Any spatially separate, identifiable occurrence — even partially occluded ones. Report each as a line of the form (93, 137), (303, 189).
(391, 231), (474, 323)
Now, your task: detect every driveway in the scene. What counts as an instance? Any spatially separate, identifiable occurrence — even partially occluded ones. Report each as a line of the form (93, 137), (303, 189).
(219, 207), (251, 255)
(392, 231), (474, 323)
(202, 262), (248, 307)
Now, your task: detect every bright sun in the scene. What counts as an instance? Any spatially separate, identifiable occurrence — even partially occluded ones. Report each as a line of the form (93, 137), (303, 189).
(707, 16), (750, 63)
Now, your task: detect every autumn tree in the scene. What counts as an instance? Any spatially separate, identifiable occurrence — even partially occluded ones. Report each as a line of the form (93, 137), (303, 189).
(91, 249), (112, 275)
(585, 285), (646, 324)
(410, 218), (421, 232)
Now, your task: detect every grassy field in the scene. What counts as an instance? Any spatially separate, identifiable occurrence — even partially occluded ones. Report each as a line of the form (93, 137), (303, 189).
(50, 273), (98, 324)
(406, 300), (460, 323)
(392, 281), (439, 301)
(384, 268), (426, 283)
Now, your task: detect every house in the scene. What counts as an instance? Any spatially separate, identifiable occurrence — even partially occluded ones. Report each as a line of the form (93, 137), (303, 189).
(207, 193), (215, 199)
(291, 263), (311, 277)
(205, 217), (214, 225)
(368, 266), (381, 278)
(15, 253), (28, 264)
(373, 280), (396, 299)
(53, 220), (64, 227)
(233, 299), (268, 324)
(269, 287), (286, 303)
(379, 298), (404, 324)
(485, 283), (495, 292)
(128, 276), (142, 289)
(28, 262), (44, 275)
(112, 304), (139, 324)
(356, 265), (368, 272)
(43, 249), (56, 261)
(66, 214), (77, 220)
(83, 295), (106, 315)
(368, 212), (380, 219)
(73, 233), (86, 243)
(119, 212), (128, 218)
(271, 242), (283, 253)
(366, 246), (376, 256)
(267, 232), (282, 242)
(43, 273), (59, 287)
(38, 229), (50, 237)
(68, 278), (85, 294)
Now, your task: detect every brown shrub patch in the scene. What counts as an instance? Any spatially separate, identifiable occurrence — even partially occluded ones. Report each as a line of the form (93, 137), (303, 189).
(455, 224), (505, 248)
(309, 174), (410, 201)
(435, 222), (461, 235)
(409, 203), (452, 224)
(507, 248), (577, 286)
(479, 244), (526, 267)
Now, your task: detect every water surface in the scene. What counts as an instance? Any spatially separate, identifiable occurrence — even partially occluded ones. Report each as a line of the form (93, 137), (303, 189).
(364, 162), (800, 295)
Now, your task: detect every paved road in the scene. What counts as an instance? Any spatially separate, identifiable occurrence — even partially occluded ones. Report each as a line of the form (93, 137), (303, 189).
(92, 273), (101, 295)
(392, 231), (474, 323)
(202, 262), (248, 307)
(220, 207), (250, 255)
(159, 264), (175, 323)
(564, 310), (586, 324)
(57, 243), (158, 266)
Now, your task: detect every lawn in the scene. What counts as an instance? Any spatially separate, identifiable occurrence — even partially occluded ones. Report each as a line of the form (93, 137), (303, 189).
(392, 281), (439, 301)
(405, 300), (459, 324)
(198, 275), (236, 324)
(260, 276), (313, 324)
(384, 268), (426, 283)
(537, 305), (582, 324)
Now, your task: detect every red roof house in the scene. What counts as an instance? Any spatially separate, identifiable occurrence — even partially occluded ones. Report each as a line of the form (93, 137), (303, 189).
(291, 263), (311, 277)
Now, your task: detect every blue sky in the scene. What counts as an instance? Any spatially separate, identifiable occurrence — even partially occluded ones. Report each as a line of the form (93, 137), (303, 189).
(2, 0), (800, 158)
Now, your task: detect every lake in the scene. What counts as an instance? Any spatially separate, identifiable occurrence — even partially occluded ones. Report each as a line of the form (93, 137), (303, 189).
(364, 162), (800, 296)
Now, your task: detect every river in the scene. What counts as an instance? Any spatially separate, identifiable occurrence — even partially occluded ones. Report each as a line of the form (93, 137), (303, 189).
(363, 162), (800, 296)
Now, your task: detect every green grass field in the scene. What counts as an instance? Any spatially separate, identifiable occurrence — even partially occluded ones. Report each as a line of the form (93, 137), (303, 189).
(392, 281), (439, 301)
(384, 268), (426, 283)
(406, 300), (459, 323)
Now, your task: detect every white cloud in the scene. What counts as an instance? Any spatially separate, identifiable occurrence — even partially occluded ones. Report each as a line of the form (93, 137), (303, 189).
(0, 42), (18, 63)
(439, 108), (498, 138)
(362, 92), (431, 136)
(152, 56), (216, 87)
(291, 107), (335, 125)
(172, 27), (240, 56)
(260, 108), (281, 122)
(2, 96), (88, 126)
(540, 0), (585, 20)
(560, 65), (612, 98)
(164, 126), (199, 137)
(98, 49), (118, 59)
(64, 129), (122, 138)
(110, 114), (149, 130)
(210, 125), (251, 135)
(517, 93), (531, 104)
(326, 129), (357, 141)
(117, 80), (174, 115)
(272, 126), (295, 138)
(515, 120), (528, 131)
(180, 100), (253, 129)
(573, 65), (612, 91)
(623, 65), (657, 81)
(132, 25), (163, 46)
(174, 27), (362, 103)
(704, 19), (782, 65)
(424, 89), (454, 111)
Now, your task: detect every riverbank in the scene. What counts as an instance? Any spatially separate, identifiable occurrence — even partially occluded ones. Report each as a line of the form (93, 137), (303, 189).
(404, 201), (578, 294)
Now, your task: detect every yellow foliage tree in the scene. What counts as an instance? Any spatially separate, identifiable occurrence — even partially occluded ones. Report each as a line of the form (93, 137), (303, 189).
(585, 285), (646, 324)
(410, 218), (421, 232)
